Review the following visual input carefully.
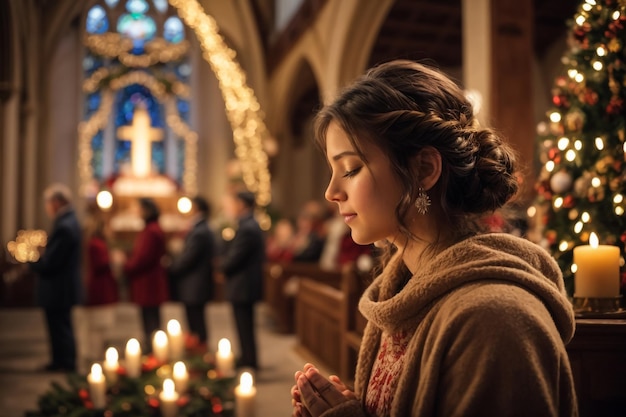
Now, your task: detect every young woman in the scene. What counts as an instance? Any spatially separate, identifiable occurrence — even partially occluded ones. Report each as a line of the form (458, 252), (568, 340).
(291, 60), (577, 417)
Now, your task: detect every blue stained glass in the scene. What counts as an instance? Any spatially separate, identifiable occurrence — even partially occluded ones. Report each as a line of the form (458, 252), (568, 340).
(91, 131), (104, 179)
(152, 0), (168, 13)
(177, 63), (191, 79)
(126, 0), (149, 14)
(117, 13), (157, 43)
(176, 99), (189, 117)
(86, 6), (109, 34)
(87, 93), (102, 113)
(164, 16), (185, 43)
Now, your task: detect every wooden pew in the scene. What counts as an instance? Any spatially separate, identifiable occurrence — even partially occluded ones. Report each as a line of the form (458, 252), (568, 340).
(263, 261), (343, 333)
(293, 264), (371, 382)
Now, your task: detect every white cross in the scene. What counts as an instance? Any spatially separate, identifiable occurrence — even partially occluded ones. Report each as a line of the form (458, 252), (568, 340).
(117, 106), (163, 178)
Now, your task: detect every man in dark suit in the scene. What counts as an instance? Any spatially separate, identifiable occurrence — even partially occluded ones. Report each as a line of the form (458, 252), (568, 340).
(221, 191), (265, 371)
(29, 183), (82, 372)
(168, 196), (216, 347)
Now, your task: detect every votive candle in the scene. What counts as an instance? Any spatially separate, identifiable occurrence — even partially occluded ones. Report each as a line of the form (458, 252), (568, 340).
(87, 363), (106, 409)
(216, 338), (235, 376)
(574, 232), (620, 298)
(235, 371), (256, 417)
(167, 319), (184, 361)
(125, 338), (142, 378)
(153, 330), (169, 363)
(159, 378), (179, 417)
(103, 347), (119, 384)
(173, 361), (188, 393)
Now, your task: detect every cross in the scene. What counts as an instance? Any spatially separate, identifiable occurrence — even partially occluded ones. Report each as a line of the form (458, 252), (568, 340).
(117, 105), (163, 178)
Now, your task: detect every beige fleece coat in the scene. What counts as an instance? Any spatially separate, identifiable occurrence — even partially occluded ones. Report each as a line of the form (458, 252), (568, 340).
(321, 233), (578, 417)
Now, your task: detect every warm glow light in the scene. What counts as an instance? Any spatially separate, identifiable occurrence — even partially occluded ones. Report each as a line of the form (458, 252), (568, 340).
(218, 338), (231, 355)
(239, 371), (254, 392)
(612, 10), (621, 20)
(591, 177), (601, 187)
(589, 232), (599, 248)
(91, 363), (103, 380)
(575, 15), (586, 26)
(574, 221), (583, 234)
(557, 137), (570, 150)
(614, 194), (624, 204)
(127, 338), (140, 354)
(585, 0), (596, 5)
(559, 241), (569, 251)
(177, 197), (192, 214)
(581, 212), (590, 223)
(597, 46), (606, 56)
(105, 347), (118, 364)
(173, 361), (186, 378)
(574, 140), (582, 150)
(162, 378), (177, 399)
(167, 319), (181, 336)
(595, 137), (605, 150)
(546, 161), (555, 172)
(96, 190), (113, 210)
(592, 60), (603, 71)
(549, 112), (562, 123)
(574, 73), (584, 83)
(527, 206), (537, 218)
(571, 264), (578, 273)
(554, 197), (564, 208)
(567, 69), (578, 79)
(616, 206), (625, 216)
(582, 3), (592, 11)
(565, 150), (576, 161)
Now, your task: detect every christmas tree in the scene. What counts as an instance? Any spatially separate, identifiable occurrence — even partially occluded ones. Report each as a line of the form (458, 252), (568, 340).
(530, 0), (625, 297)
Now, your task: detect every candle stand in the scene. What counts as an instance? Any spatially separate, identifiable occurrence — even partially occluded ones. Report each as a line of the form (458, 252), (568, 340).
(573, 295), (624, 315)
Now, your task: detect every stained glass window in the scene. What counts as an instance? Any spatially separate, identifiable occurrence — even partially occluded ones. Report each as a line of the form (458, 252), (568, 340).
(83, 0), (193, 185)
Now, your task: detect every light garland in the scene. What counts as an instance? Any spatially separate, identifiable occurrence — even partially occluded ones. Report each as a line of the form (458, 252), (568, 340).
(6, 230), (47, 263)
(168, 0), (272, 208)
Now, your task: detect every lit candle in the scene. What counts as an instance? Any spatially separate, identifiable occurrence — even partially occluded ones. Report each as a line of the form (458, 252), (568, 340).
(103, 347), (119, 384)
(216, 338), (235, 376)
(159, 378), (179, 417)
(573, 232), (620, 298)
(167, 319), (184, 361)
(235, 371), (256, 417)
(87, 363), (106, 409)
(125, 338), (142, 378)
(172, 361), (188, 393)
(153, 330), (169, 363)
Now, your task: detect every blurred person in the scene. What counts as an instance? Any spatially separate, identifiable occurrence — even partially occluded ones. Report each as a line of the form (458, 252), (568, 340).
(266, 218), (296, 263)
(122, 197), (169, 351)
(168, 196), (217, 348)
(291, 200), (326, 263)
(220, 190), (265, 371)
(29, 183), (82, 372)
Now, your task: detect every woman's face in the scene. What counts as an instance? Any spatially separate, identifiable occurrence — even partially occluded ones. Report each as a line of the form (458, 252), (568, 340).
(324, 122), (404, 245)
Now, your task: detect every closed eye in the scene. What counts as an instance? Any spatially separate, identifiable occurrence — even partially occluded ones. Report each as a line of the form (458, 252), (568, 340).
(343, 167), (362, 178)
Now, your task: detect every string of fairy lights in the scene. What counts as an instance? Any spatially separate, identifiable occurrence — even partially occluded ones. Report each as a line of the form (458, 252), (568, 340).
(167, 0), (272, 210)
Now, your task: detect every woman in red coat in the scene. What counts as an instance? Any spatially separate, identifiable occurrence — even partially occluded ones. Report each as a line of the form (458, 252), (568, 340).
(86, 218), (119, 306)
(123, 197), (169, 351)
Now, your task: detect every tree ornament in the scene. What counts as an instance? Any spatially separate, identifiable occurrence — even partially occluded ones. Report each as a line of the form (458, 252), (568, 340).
(565, 109), (585, 131)
(550, 171), (574, 193)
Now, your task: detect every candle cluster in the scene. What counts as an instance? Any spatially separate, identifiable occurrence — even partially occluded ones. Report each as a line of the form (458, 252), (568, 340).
(82, 319), (254, 415)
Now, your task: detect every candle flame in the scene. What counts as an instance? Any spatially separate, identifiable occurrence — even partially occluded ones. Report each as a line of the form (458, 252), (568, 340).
(240, 371), (253, 390)
(163, 378), (175, 394)
(154, 330), (168, 346)
(589, 232), (599, 248)
(218, 338), (231, 355)
(173, 361), (186, 377)
(167, 319), (181, 335)
(91, 363), (103, 379)
(126, 338), (140, 354)
(105, 347), (118, 363)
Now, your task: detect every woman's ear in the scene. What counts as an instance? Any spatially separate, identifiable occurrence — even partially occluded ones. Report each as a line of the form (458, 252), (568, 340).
(414, 146), (442, 190)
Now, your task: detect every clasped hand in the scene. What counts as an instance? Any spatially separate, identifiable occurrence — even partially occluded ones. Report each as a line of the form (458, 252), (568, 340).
(291, 363), (356, 417)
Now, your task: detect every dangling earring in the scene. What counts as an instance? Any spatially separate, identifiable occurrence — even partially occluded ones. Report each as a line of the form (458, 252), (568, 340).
(414, 187), (431, 215)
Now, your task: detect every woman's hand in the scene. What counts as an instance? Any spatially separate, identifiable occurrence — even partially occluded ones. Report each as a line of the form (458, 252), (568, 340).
(291, 363), (355, 417)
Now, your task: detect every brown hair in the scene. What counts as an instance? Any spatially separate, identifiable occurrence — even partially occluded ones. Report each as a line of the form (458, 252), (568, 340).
(314, 60), (519, 262)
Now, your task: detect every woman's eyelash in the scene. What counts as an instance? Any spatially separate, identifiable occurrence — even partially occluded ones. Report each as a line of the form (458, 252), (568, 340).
(343, 167), (361, 178)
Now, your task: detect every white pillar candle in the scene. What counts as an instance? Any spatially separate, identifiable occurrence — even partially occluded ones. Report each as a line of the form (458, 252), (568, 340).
(153, 330), (169, 363)
(172, 361), (188, 393)
(167, 319), (184, 361)
(125, 338), (142, 378)
(574, 232), (620, 298)
(235, 371), (256, 417)
(103, 347), (119, 384)
(216, 338), (235, 376)
(159, 378), (179, 417)
(87, 363), (107, 409)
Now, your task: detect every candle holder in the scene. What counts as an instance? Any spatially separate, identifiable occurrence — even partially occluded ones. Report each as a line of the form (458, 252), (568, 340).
(573, 295), (623, 315)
